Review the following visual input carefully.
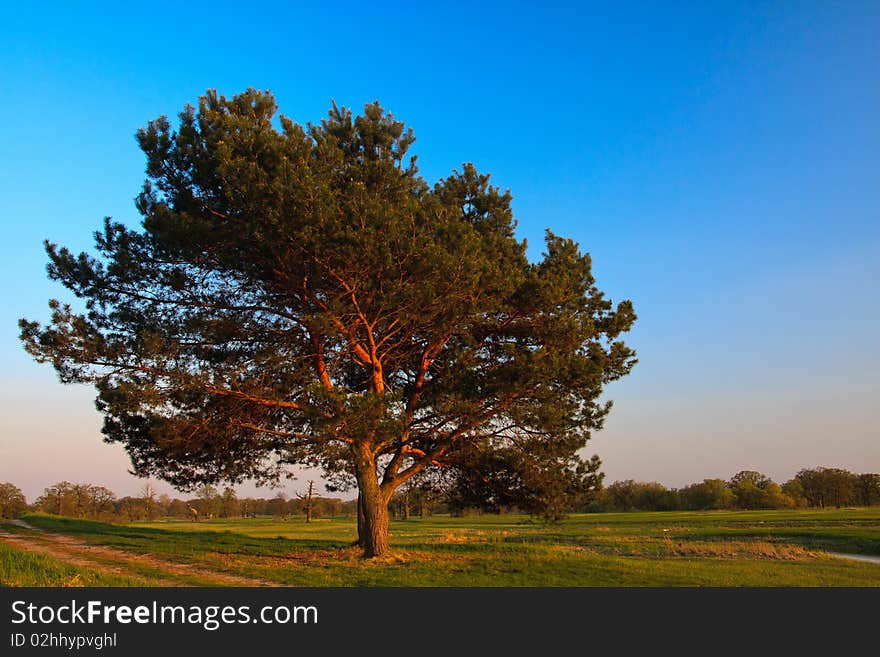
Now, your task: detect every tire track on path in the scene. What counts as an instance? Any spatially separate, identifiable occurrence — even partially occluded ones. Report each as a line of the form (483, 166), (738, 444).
(1, 520), (279, 587)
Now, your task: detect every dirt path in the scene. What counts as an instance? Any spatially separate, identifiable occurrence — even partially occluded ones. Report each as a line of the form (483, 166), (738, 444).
(828, 551), (880, 565)
(0, 520), (279, 587)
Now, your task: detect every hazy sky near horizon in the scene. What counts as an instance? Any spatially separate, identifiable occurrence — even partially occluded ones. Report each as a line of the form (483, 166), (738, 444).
(1, 2), (878, 501)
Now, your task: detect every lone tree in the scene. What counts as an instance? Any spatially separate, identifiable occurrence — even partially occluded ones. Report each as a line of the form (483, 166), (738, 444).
(19, 89), (637, 557)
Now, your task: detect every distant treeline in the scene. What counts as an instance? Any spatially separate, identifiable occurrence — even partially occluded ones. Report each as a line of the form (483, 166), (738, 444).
(587, 468), (880, 512)
(0, 467), (878, 522)
(0, 482), (359, 522)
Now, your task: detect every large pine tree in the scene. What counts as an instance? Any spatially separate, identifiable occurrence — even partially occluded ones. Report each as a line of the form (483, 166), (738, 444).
(20, 89), (636, 557)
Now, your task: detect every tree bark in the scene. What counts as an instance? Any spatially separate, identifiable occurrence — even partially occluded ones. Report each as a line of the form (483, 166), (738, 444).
(356, 490), (365, 547)
(354, 444), (390, 558)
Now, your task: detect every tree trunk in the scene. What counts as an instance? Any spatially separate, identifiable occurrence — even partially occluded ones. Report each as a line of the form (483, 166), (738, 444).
(354, 445), (390, 558)
(302, 481), (314, 523)
(402, 490), (410, 519)
(356, 490), (366, 546)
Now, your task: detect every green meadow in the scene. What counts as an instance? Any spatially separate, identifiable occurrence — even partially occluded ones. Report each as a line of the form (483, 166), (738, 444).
(0, 542), (143, 587)
(2, 508), (879, 587)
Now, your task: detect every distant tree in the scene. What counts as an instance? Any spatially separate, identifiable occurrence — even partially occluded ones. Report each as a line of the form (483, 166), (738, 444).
(679, 479), (734, 510)
(391, 480), (414, 519)
(317, 497), (343, 517)
(239, 497), (259, 518)
(634, 482), (678, 511)
(781, 479), (807, 507)
(70, 484), (92, 516)
(116, 496), (147, 522)
(296, 481), (316, 523)
(759, 482), (795, 509)
(267, 492), (288, 519)
(140, 483), (158, 521)
(731, 481), (764, 509)
(249, 498), (269, 516)
(728, 470), (772, 489)
(19, 89), (636, 556)
(0, 483), (27, 519)
(157, 493), (172, 516)
(390, 470), (443, 518)
(727, 471), (775, 510)
(34, 482), (115, 518)
(194, 484), (220, 518)
(36, 482), (74, 516)
(823, 469), (857, 508)
(341, 499), (359, 516)
(86, 485), (117, 518)
(219, 487), (240, 518)
(602, 480), (639, 511)
(855, 473), (880, 507)
(413, 480), (443, 517)
(796, 468), (857, 508)
(598, 480), (680, 512)
(796, 469), (826, 507)
(167, 498), (190, 518)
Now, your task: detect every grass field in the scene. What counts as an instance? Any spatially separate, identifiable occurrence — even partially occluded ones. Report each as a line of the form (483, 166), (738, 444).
(0, 542), (144, 587)
(2, 508), (879, 586)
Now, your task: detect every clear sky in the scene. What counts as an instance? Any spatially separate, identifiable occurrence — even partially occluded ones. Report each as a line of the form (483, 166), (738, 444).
(1, 1), (877, 501)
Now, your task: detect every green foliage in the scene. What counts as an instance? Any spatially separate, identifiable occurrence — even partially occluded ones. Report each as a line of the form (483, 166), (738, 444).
(598, 471), (804, 512)
(593, 468), (877, 513)
(220, 487), (240, 518)
(599, 480), (678, 511)
(782, 478), (807, 507)
(679, 479), (734, 510)
(193, 484), (221, 518)
(601, 479), (641, 510)
(855, 474), (880, 507)
(443, 446), (603, 521)
(796, 467), (859, 508)
(725, 471), (797, 510)
(35, 482), (116, 518)
(0, 482), (27, 519)
(728, 470), (772, 489)
(266, 493), (288, 518)
(19, 89), (636, 546)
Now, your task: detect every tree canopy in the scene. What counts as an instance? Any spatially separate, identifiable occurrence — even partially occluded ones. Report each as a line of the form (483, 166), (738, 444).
(20, 89), (637, 556)
(0, 482), (27, 519)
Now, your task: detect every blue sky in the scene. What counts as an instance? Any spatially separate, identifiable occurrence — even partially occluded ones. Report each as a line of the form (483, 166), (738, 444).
(1, 1), (877, 499)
